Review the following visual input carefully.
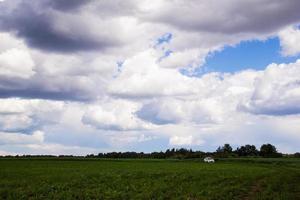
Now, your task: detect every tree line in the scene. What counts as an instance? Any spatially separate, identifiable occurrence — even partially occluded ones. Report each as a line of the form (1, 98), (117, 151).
(90, 143), (286, 159)
(1, 143), (300, 159)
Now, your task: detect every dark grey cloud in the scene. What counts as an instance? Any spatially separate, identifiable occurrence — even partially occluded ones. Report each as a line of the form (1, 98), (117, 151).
(0, 75), (96, 101)
(239, 103), (300, 116)
(142, 0), (300, 34)
(48, 0), (136, 15)
(47, 0), (92, 11)
(3, 0), (299, 54)
(0, 0), (118, 53)
(0, 88), (91, 102)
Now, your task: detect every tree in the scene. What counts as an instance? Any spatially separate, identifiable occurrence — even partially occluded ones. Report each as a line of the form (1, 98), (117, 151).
(216, 144), (232, 153)
(236, 145), (258, 156)
(216, 146), (223, 153)
(293, 152), (300, 158)
(223, 144), (233, 153)
(260, 144), (280, 157)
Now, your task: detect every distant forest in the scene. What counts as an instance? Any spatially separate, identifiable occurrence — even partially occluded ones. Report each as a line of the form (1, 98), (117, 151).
(2, 143), (300, 159)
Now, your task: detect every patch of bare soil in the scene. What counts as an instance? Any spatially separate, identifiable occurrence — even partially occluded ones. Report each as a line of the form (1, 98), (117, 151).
(243, 179), (264, 200)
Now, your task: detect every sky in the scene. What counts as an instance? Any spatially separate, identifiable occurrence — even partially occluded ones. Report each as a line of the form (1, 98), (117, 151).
(0, 0), (300, 155)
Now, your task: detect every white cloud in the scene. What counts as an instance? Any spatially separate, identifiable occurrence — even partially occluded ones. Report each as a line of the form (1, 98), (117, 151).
(0, 114), (32, 132)
(0, 98), (64, 132)
(20, 143), (101, 156)
(159, 48), (207, 69)
(0, 143), (104, 156)
(0, 150), (16, 156)
(169, 135), (204, 146)
(82, 99), (153, 131)
(0, 48), (35, 78)
(0, 0), (300, 154)
(108, 49), (203, 98)
(137, 98), (225, 125)
(0, 130), (44, 145)
(279, 25), (300, 56)
(0, 32), (24, 52)
(0, 33), (116, 101)
(241, 60), (300, 115)
(105, 132), (157, 148)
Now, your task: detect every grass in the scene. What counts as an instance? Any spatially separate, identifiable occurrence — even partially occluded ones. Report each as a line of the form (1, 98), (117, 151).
(0, 158), (299, 199)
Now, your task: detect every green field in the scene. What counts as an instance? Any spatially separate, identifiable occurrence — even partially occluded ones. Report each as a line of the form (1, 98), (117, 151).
(0, 158), (299, 200)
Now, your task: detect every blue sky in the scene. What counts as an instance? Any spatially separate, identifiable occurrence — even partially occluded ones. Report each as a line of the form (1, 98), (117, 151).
(204, 37), (299, 73)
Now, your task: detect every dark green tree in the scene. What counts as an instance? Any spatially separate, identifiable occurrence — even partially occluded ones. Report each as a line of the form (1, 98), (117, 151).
(215, 144), (233, 157)
(223, 144), (233, 153)
(216, 144), (232, 153)
(294, 152), (300, 158)
(236, 145), (258, 156)
(260, 144), (280, 157)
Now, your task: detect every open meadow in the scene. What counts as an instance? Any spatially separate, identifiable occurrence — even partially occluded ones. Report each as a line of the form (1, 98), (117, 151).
(0, 158), (299, 199)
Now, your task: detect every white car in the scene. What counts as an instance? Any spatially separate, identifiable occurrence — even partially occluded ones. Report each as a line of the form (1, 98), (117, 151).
(204, 157), (215, 163)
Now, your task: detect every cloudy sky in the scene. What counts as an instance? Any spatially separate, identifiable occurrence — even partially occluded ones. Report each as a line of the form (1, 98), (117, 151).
(0, 0), (300, 155)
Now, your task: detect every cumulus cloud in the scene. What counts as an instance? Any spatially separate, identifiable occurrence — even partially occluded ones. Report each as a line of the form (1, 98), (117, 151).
(0, 0), (138, 52)
(0, 130), (44, 145)
(21, 143), (101, 156)
(0, 114), (32, 132)
(279, 25), (300, 56)
(0, 98), (64, 132)
(0, 33), (35, 78)
(112, 47), (258, 126)
(0, 33), (103, 101)
(240, 60), (300, 115)
(0, 142), (104, 156)
(0, 150), (16, 156)
(1, 0), (299, 55)
(0, 48), (35, 78)
(0, 32), (24, 51)
(169, 135), (204, 146)
(108, 49), (203, 98)
(0, 0), (300, 154)
(82, 99), (153, 131)
(137, 98), (226, 125)
(158, 48), (207, 69)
